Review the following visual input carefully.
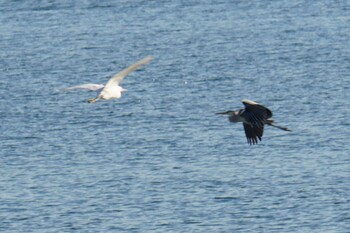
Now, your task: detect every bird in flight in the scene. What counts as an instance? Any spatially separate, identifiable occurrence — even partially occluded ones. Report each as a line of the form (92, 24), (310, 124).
(216, 99), (291, 144)
(63, 56), (153, 103)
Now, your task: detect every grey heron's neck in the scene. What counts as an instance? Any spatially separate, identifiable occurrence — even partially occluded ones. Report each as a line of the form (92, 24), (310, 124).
(229, 112), (243, 123)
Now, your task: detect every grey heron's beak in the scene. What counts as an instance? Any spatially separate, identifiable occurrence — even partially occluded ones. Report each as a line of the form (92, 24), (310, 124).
(216, 111), (230, 115)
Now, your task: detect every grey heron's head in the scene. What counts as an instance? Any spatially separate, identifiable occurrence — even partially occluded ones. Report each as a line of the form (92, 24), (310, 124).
(216, 110), (236, 116)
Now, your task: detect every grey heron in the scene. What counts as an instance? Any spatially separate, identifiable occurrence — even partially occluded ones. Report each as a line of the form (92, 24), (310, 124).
(216, 99), (291, 144)
(63, 56), (153, 103)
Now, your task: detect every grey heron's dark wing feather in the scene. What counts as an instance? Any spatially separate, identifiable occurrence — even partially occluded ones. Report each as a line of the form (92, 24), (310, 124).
(241, 103), (267, 144)
(242, 100), (273, 118)
(243, 123), (264, 145)
(240, 108), (263, 128)
(241, 104), (272, 127)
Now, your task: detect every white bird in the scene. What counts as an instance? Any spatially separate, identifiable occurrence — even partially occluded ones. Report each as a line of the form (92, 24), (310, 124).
(64, 56), (153, 103)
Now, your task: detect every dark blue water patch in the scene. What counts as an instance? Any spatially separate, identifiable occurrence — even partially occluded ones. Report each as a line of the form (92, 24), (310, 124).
(214, 196), (241, 203)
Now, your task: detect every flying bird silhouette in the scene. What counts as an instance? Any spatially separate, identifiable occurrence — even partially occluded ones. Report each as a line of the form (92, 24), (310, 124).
(216, 99), (291, 144)
(63, 56), (153, 103)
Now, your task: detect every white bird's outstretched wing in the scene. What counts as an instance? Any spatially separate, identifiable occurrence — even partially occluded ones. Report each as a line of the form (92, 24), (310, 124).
(104, 56), (153, 89)
(63, 84), (105, 91)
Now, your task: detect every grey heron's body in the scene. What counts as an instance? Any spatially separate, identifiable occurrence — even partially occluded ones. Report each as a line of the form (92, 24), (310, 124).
(217, 99), (290, 145)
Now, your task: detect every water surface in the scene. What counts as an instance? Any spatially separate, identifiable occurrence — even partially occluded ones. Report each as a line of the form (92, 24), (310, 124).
(1, 1), (349, 232)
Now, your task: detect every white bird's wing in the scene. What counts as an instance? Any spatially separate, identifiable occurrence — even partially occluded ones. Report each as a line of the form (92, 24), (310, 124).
(104, 56), (153, 89)
(63, 84), (105, 91)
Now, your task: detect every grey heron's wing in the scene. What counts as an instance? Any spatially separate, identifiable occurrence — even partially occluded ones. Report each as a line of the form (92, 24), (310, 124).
(243, 122), (264, 145)
(63, 84), (105, 91)
(104, 56), (153, 89)
(241, 99), (273, 126)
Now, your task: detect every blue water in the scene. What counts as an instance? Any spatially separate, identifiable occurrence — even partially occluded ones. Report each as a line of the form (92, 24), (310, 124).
(1, 1), (349, 232)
